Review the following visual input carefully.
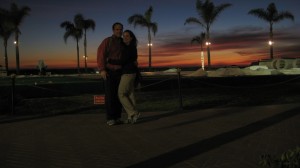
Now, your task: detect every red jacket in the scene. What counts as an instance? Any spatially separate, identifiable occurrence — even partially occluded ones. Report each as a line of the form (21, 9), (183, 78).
(97, 35), (123, 71)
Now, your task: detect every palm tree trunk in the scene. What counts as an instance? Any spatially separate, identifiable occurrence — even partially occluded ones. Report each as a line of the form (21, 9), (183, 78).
(200, 44), (204, 70)
(269, 23), (274, 59)
(270, 45), (273, 59)
(84, 30), (87, 73)
(76, 38), (80, 74)
(15, 32), (20, 75)
(148, 28), (152, 71)
(206, 28), (211, 69)
(207, 46), (211, 69)
(4, 40), (9, 76)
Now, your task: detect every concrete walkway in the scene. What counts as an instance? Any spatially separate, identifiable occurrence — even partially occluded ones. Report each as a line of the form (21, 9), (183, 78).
(0, 103), (299, 168)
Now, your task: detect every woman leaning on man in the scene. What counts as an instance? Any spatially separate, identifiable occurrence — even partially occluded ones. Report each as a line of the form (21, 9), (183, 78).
(108, 29), (140, 124)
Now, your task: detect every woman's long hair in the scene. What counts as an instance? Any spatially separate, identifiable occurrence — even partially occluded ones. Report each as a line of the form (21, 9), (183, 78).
(124, 29), (138, 47)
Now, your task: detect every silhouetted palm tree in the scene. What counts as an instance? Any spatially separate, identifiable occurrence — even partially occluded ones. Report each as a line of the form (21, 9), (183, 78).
(60, 17), (83, 74)
(9, 3), (31, 75)
(248, 3), (294, 59)
(74, 14), (95, 73)
(128, 6), (158, 70)
(185, 0), (231, 69)
(0, 8), (14, 76)
(191, 32), (206, 52)
(191, 32), (206, 69)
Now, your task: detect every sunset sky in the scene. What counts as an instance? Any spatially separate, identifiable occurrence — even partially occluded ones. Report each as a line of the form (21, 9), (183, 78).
(1, 0), (300, 70)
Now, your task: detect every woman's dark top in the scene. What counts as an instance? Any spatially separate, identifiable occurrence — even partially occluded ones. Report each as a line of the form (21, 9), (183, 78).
(108, 43), (138, 74)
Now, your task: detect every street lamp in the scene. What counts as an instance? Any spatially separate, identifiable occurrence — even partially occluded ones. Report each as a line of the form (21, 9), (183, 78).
(147, 43), (153, 71)
(13, 39), (21, 75)
(205, 41), (212, 69)
(83, 55), (88, 73)
(268, 40), (274, 59)
(201, 41), (211, 70)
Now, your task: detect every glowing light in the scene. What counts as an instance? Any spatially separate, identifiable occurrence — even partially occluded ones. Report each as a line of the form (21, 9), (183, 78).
(268, 41), (274, 45)
(201, 51), (205, 70)
(147, 43), (153, 46)
(205, 42), (211, 45)
(14, 41), (17, 44)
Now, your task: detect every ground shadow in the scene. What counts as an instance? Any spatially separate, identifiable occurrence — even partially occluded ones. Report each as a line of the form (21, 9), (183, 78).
(127, 105), (300, 168)
(0, 105), (102, 124)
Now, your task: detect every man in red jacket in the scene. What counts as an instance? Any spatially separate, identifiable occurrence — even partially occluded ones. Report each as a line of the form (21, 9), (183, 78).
(97, 22), (124, 126)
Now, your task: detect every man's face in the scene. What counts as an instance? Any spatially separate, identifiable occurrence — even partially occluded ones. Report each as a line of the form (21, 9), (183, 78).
(113, 24), (123, 37)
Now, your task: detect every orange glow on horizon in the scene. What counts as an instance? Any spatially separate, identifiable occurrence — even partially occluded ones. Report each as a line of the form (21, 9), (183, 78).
(6, 50), (271, 69)
(3, 41), (297, 70)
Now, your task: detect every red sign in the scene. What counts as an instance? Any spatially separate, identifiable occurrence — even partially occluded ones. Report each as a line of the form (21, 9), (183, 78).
(94, 95), (105, 104)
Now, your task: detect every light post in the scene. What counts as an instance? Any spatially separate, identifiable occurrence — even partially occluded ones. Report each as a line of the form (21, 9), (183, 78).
(205, 41), (211, 69)
(13, 41), (20, 74)
(268, 40), (274, 59)
(147, 43), (153, 71)
(83, 55), (87, 73)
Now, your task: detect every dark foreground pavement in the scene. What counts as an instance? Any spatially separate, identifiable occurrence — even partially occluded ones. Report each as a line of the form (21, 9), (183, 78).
(0, 103), (299, 168)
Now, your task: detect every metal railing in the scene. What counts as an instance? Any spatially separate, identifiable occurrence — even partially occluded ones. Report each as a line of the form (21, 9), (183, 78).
(1, 70), (300, 116)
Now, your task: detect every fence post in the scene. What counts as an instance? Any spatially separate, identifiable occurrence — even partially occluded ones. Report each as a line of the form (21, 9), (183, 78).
(11, 74), (16, 115)
(177, 68), (183, 110)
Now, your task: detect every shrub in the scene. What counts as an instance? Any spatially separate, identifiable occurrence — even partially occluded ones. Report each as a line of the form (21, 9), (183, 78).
(259, 146), (300, 168)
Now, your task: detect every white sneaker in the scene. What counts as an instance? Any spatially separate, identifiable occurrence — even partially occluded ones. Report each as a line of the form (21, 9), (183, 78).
(106, 120), (115, 126)
(132, 113), (140, 124)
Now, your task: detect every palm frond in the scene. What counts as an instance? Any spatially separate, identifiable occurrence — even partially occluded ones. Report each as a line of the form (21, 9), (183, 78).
(184, 17), (203, 26)
(127, 6), (158, 68)
(145, 6), (153, 22)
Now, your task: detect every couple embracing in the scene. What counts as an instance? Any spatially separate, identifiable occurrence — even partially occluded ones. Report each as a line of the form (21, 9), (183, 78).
(97, 22), (140, 126)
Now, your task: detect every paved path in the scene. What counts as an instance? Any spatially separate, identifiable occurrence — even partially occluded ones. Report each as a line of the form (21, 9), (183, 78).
(0, 103), (299, 168)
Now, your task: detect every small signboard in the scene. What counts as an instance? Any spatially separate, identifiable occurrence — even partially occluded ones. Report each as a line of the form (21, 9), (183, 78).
(94, 95), (105, 104)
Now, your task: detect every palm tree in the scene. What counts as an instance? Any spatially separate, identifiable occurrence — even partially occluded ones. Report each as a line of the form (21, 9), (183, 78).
(75, 14), (96, 72)
(9, 3), (31, 75)
(128, 6), (158, 70)
(248, 3), (294, 59)
(191, 32), (206, 70)
(0, 8), (14, 76)
(185, 0), (231, 69)
(74, 14), (95, 73)
(60, 16), (83, 74)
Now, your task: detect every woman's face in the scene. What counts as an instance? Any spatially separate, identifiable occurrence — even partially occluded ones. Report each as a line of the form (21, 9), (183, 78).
(123, 32), (132, 45)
